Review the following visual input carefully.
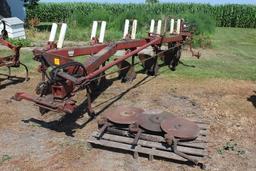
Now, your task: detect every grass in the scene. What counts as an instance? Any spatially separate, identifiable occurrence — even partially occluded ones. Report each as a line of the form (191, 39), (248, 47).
(162, 27), (256, 81)
(0, 27), (255, 81)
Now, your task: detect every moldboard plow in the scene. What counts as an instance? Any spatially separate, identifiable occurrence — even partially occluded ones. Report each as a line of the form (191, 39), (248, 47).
(13, 18), (200, 117)
(0, 20), (28, 83)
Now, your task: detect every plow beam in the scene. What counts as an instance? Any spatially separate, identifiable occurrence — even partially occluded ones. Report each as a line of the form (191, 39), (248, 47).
(86, 37), (162, 80)
(46, 34), (184, 58)
(13, 92), (76, 114)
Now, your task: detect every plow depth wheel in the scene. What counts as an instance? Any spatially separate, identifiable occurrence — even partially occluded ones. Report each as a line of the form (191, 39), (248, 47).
(35, 81), (51, 96)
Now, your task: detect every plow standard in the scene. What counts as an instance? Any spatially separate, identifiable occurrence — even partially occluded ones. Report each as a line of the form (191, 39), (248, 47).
(13, 18), (200, 116)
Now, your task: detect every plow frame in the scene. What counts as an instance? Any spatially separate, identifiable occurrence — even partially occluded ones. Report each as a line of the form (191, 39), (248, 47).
(14, 20), (200, 116)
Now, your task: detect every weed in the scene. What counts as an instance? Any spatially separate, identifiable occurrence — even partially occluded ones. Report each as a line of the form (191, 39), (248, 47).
(0, 155), (11, 165)
(217, 139), (246, 156)
(7, 38), (32, 47)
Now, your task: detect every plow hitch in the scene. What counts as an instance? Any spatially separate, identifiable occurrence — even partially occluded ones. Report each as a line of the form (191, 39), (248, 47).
(13, 92), (77, 114)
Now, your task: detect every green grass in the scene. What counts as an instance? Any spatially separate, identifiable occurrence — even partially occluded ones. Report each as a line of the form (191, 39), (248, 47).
(0, 27), (255, 81)
(162, 27), (256, 81)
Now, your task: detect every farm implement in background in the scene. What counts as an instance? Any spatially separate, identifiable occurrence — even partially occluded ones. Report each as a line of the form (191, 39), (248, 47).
(0, 20), (28, 84)
(13, 18), (200, 117)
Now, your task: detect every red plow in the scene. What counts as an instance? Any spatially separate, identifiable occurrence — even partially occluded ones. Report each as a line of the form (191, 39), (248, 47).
(13, 19), (200, 117)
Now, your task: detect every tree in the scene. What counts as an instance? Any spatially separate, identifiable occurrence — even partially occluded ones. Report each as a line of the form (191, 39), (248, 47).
(145, 0), (159, 4)
(24, 0), (40, 8)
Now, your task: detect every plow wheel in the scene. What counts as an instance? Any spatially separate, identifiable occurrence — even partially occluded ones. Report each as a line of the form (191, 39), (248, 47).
(138, 53), (159, 76)
(50, 61), (86, 82)
(35, 81), (51, 96)
(116, 60), (136, 83)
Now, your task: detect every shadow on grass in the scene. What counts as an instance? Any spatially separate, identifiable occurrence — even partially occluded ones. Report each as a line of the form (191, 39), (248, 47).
(247, 91), (256, 108)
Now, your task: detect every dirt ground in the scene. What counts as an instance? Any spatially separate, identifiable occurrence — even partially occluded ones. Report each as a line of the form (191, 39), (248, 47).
(0, 65), (255, 171)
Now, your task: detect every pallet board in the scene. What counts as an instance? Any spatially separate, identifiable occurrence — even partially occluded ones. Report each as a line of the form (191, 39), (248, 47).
(87, 121), (209, 167)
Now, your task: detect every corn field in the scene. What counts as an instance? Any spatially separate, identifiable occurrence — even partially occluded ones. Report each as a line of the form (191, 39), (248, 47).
(26, 3), (256, 28)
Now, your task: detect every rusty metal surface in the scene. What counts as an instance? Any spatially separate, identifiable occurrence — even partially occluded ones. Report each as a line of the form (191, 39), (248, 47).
(13, 92), (76, 114)
(161, 117), (200, 140)
(103, 106), (144, 124)
(137, 112), (174, 132)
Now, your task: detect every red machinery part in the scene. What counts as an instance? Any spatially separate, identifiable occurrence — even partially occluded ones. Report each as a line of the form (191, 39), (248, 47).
(13, 92), (76, 114)
(12, 24), (200, 115)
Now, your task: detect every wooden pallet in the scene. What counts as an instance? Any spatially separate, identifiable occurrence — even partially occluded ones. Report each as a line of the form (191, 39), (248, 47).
(87, 121), (209, 167)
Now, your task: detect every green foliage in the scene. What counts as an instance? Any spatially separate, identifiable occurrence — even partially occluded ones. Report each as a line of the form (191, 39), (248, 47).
(27, 3), (256, 28)
(109, 9), (153, 32)
(24, 0), (40, 9)
(66, 8), (111, 29)
(217, 140), (246, 156)
(192, 34), (212, 48)
(145, 0), (159, 4)
(181, 13), (216, 48)
(183, 13), (216, 35)
(7, 38), (32, 47)
(0, 155), (11, 165)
